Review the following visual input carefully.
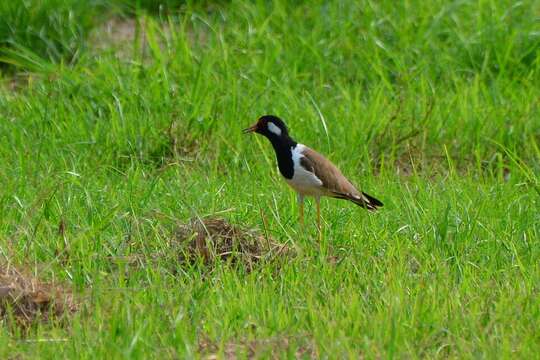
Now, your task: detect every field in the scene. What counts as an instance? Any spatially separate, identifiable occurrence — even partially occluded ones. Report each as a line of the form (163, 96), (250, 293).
(0, 0), (539, 358)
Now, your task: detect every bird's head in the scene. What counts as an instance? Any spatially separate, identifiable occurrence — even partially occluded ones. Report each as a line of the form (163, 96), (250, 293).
(243, 115), (289, 138)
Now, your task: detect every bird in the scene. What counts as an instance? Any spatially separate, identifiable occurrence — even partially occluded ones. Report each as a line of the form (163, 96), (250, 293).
(243, 115), (382, 232)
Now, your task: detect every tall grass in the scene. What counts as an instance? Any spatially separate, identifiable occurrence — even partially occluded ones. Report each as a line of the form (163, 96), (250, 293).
(0, 0), (538, 358)
(0, 0), (217, 71)
(0, 0), (103, 69)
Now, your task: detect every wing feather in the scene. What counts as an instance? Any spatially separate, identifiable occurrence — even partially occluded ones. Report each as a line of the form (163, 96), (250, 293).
(300, 147), (383, 211)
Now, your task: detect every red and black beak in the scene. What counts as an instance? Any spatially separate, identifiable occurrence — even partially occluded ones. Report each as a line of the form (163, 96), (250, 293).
(242, 123), (258, 134)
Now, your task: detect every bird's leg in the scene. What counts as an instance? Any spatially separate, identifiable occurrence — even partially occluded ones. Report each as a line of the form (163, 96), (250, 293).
(315, 196), (322, 238)
(297, 194), (304, 231)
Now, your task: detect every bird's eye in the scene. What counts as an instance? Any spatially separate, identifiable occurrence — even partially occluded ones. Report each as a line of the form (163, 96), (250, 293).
(267, 122), (282, 136)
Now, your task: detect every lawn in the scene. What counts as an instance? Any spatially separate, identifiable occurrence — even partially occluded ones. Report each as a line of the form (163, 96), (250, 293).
(0, 0), (539, 358)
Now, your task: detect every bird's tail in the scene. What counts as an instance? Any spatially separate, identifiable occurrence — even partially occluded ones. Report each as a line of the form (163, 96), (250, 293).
(331, 190), (383, 211)
(349, 192), (383, 211)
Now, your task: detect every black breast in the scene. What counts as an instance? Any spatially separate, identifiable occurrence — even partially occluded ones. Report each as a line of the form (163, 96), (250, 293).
(269, 137), (296, 179)
(275, 146), (294, 179)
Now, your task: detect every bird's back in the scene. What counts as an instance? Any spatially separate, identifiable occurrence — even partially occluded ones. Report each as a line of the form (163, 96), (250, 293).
(299, 146), (360, 198)
(300, 146), (383, 210)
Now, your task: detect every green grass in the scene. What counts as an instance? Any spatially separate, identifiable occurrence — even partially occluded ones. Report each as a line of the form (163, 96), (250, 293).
(0, 0), (103, 69)
(0, 0), (539, 358)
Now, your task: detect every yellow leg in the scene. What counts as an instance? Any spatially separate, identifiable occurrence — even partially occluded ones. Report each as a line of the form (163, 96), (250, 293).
(316, 196), (321, 239)
(297, 194), (305, 231)
(300, 202), (304, 227)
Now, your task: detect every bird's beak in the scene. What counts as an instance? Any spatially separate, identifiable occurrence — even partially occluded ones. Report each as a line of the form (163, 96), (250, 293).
(242, 123), (258, 134)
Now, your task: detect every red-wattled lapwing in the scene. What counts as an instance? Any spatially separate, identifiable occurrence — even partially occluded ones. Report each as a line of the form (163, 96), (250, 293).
(243, 115), (382, 232)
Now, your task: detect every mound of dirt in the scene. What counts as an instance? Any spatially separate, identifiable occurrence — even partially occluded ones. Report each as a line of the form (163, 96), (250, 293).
(173, 217), (290, 269)
(0, 264), (77, 327)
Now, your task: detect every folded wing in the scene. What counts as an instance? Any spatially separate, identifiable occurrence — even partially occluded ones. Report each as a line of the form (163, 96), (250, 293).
(300, 147), (383, 211)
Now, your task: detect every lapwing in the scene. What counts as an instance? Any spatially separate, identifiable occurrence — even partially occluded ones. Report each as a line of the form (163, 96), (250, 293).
(243, 115), (382, 231)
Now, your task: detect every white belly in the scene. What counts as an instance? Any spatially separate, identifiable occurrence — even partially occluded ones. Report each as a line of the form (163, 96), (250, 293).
(285, 177), (325, 196)
(284, 144), (324, 196)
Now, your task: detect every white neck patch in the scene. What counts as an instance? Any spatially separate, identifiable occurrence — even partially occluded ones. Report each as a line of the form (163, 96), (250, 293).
(267, 122), (282, 136)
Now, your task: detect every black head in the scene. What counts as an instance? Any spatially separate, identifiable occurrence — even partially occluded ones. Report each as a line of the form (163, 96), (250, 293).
(243, 115), (289, 138)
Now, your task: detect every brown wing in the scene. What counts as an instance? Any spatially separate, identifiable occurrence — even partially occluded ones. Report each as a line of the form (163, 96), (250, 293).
(300, 147), (383, 211)
(300, 147), (360, 196)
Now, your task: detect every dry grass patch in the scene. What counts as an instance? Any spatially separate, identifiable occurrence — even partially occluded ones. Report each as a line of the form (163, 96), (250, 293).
(106, 216), (291, 275)
(199, 334), (318, 359)
(0, 263), (77, 328)
(89, 16), (174, 61)
(173, 217), (291, 270)
(89, 16), (144, 60)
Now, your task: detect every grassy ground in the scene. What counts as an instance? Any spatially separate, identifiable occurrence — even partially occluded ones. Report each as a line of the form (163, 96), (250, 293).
(0, 0), (539, 358)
